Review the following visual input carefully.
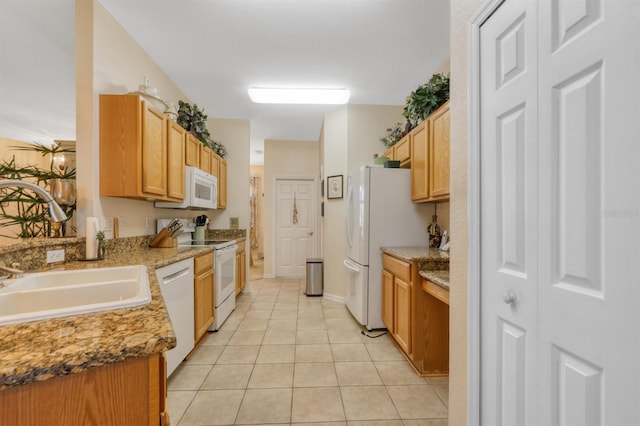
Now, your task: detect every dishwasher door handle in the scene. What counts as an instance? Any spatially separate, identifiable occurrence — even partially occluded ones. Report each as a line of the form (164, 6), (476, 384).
(161, 268), (191, 285)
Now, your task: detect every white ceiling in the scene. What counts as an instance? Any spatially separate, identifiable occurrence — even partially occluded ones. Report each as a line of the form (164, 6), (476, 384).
(0, 0), (450, 165)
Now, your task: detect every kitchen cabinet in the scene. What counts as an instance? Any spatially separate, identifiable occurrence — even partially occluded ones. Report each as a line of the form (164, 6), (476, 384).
(382, 252), (448, 376)
(194, 252), (214, 344)
(218, 157), (227, 208)
(411, 101), (450, 203)
(200, 145), (213, 175)
(382, 134), (411, 168)
(236, 242), (246, 295)
(99, 94), (184, 202)
(0, 353), (168, 426)
(382, 254), (413, 356)
(421, 278), (449, 375)
(167, 120), (186, 200)
(185, 133), (201, 167)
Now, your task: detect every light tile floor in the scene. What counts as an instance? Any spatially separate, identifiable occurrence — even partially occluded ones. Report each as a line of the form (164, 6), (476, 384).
(168, 277), (448, 425)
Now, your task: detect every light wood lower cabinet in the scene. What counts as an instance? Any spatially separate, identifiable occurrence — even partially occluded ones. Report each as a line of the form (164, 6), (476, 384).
(194, 252), (214, 344)
(0, 353), (168, 426)
(236, 243), (246, 295)
(382, 253), (448, 376)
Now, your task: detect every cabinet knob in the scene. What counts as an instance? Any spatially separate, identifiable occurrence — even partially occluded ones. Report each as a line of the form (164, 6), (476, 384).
(308, 231), (314, 236)
(503, 290), (516, 305)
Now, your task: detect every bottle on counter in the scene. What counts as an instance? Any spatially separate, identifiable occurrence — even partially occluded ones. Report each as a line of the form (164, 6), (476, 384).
(427, 214), (441, 248)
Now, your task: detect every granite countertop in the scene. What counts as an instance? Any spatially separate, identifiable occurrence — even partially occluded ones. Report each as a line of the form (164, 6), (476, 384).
(0, 245), (213, 390)
(381, 246), (450, 288)
(419, 270), (449, 290)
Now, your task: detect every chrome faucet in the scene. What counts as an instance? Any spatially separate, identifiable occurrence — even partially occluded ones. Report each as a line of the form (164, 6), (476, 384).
(0, 179), (68, 222)
(0, 262), (23, 279)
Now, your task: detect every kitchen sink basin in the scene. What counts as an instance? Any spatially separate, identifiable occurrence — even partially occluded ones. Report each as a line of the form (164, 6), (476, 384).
(0, 265), (151, 325)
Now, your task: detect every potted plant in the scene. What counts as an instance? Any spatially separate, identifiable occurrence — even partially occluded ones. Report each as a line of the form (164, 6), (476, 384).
(176, 100), (227, 158)
(402, 73), (450, 129)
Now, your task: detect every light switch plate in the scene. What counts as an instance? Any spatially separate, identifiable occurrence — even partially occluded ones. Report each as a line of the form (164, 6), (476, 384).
(47, 249), (65, 263)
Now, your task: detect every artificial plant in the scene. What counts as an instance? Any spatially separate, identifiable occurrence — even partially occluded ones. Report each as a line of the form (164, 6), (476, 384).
(176, 100), (227, 158)
(402, 73), (450, 128)
(0, 143), (76, 239)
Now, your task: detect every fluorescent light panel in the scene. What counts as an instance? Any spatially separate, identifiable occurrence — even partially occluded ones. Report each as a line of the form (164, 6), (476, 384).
(248, 87), (350, 104)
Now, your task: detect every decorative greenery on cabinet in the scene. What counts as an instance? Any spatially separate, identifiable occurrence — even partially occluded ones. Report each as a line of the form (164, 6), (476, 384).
(379, 73), (450, 148)
(177, 100), (227, 158)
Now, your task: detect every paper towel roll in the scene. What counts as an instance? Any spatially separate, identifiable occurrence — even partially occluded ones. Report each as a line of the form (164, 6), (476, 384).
(86, 217), (99, 259)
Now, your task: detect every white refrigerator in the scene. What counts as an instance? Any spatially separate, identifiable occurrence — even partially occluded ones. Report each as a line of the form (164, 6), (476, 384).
(344, 165), (429, 330)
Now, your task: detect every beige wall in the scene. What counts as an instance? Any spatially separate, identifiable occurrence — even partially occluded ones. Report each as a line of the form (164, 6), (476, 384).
(320, 104), (429, 300)
(76, 0), (249, 241)
(263, 139), (319, 278)
(449, 0), (484, 424)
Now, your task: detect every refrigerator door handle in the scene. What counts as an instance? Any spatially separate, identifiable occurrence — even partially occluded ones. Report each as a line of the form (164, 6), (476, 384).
(345, 176), (354, 248)
(343, 258), (361, 272)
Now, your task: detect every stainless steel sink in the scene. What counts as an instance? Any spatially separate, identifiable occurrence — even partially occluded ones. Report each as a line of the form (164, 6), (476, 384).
(0, 265), (151, 325)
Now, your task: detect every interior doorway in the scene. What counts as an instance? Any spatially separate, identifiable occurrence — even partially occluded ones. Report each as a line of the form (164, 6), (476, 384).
(249, 165), (264, 281)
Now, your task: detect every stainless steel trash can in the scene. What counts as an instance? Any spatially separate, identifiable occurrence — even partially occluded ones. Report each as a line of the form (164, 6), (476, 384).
(305, 258), (323, 296)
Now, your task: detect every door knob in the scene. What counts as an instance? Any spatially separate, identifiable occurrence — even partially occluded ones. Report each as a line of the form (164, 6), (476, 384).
(308, 231), (314, 236)
(503, 290), (516, 305)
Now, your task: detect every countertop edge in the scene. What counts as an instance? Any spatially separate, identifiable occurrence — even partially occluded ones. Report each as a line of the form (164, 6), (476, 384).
(0, 246), (213, 390)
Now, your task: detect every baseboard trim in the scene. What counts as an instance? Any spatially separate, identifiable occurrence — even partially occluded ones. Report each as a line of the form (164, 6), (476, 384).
(322, 292), (345, 304)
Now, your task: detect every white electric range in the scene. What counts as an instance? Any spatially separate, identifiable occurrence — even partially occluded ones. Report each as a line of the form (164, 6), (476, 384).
(157, 218), (237, 331)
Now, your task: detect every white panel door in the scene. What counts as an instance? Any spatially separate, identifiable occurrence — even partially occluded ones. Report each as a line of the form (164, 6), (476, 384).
(276, 179), (318, 277)
(536, 0), (640, 424)
(480, 0), (640, 424)
(479, 1), (539, 423)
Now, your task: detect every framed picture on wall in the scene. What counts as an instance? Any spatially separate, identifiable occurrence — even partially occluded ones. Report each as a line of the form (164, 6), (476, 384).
(327, 175), (343, 199)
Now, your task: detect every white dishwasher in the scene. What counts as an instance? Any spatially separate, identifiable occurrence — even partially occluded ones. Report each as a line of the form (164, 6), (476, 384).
(155, 258), (194, 376)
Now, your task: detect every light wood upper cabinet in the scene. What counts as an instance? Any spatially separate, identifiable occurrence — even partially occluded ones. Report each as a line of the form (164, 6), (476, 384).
(200, 145), (213, 175)
(411, 101), (450, 203)
(194, 252), (214, 343)
(428, 103), (450, 200)
(410, 121), (429, 201)
(100, 94), (183, 202)
(382, 134), (411, 168)
(167, 120), (186, 200)
(185, 133), (201, 167)
(218, 158), (227, 208)
(394, 134), (411, 167)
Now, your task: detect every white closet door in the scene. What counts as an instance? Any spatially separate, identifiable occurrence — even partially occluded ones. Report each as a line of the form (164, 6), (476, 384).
(536, 0), (640, 424)
(479, 1), (539, 424)
(480, 0), (640, 424)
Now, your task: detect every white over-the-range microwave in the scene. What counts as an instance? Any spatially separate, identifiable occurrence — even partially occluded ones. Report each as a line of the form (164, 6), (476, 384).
(155, 166), (217, 209)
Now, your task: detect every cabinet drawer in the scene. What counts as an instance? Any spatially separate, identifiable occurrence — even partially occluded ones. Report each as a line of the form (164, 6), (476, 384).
(382, 254), (411, 282)
(194, 252), (213, 275)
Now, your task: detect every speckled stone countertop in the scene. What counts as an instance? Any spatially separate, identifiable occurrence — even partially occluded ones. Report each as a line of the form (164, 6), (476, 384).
(419, 270), (449, 289)
(381, 246), (450, 288)
(0, 244), (213, 390)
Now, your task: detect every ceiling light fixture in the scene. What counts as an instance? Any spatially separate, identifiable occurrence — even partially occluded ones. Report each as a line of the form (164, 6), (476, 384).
(248, 87), (351, 105)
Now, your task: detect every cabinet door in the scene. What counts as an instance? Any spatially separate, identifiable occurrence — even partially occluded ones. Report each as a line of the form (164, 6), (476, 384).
(200, 146), (213, 174)
(410, 121), (429, 202)
(185, 134), (201, 167)
(166, 121), (185, 200)
(383, 146), (394, 161)
(394, 134), (411, 167)
(194, 269), (214, 341)
(428, 102), (450, 200)
(382, 269), (394, 331)
(141, 102), (167, 197)
(218, 158), (227, 208)
(394, 277), (412, 355)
